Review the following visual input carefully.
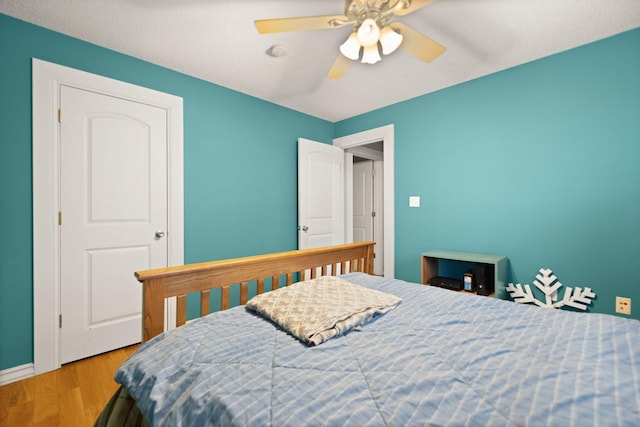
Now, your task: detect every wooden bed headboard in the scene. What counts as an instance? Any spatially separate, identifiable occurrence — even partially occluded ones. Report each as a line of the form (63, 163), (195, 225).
(135, 241), (375, 341)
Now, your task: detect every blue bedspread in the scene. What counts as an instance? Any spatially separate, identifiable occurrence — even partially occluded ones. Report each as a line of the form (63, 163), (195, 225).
(116, 273), (640, 426)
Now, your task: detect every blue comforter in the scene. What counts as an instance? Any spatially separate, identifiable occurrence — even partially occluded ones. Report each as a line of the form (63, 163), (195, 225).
(116, 273), (640, 426)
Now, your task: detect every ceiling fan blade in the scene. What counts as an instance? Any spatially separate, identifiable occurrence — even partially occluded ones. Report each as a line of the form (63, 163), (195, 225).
(327, 54), (352, 80)
(255, 15), (348, 34)
(392, 0), (436, 16)
(390, 22), (445, 62)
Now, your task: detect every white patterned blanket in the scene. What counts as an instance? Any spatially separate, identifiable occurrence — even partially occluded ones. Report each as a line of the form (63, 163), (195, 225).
(245, 276), (402, 346)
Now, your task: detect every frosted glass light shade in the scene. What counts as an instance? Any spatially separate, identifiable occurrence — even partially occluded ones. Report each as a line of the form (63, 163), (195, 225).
(357, 18), (380, 47)
(361, 44), (381, 64)
(379, 26), (403, 55)
(339, 32), (361, 60)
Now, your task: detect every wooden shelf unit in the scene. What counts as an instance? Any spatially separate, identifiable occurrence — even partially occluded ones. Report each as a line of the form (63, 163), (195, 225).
(421, 250), (509, 298)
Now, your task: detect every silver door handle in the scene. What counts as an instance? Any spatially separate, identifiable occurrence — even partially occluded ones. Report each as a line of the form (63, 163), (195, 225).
(155, 230), (166, 238)
(301, 225), (309, 232)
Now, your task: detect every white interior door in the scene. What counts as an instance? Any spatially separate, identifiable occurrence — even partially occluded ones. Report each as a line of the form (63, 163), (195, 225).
(353, 160), (374, 243)
(59, 85), (168, 364)
(372, 160), (384, 275)
(298, 138), (344, 250)
(352, 159), (384, 275)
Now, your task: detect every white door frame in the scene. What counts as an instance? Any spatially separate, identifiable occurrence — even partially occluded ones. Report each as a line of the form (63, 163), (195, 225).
(334, 125), (394, 278)
(32, 59), (184, 374)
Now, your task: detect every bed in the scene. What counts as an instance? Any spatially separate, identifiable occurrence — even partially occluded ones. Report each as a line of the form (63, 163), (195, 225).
(96, 241), (640, 426)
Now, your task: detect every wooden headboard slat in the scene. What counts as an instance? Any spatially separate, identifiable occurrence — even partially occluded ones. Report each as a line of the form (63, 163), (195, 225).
(177, 295), (187, 327)
(201, 289), (210, 317)
(221, 286), (230, 311)
(240, 283), (249, 305)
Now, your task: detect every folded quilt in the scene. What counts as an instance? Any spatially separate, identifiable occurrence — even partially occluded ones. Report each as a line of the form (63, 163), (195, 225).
(246, 275), (402, 346)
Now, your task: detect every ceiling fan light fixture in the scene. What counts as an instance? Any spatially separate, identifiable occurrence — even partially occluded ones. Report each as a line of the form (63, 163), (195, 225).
(339, 31), (361, 60)
(255, 0), (444, 79)
(379, 26), (403, 55)
(361, 44), (382, 64)
(357, 18), (380, 47)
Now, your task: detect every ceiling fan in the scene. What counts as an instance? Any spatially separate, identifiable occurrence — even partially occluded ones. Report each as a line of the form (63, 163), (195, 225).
(255, 0), (446, 80)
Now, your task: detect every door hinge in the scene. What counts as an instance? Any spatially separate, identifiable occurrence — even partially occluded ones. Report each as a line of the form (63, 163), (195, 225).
(371, 211), (376, 218)
(57, 108), (62, 123)
(59, 314), (62, 329)
(58, 211), (63, 226)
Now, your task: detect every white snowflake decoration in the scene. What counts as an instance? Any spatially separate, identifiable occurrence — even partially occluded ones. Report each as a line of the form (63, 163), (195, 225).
(506, 268), (596, 310)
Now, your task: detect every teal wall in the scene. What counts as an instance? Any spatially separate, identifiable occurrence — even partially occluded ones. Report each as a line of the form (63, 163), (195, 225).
(337, 29), (640, 320)
(0, 14), (334, 371)
(2, 12), (638, 373)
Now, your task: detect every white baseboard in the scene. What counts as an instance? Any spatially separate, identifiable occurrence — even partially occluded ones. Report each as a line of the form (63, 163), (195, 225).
(0, 363), (35, 386)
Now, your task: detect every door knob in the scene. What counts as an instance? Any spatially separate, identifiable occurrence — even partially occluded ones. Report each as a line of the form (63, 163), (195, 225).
(301, 225), (309, 232)
(155, 230), (166, 239)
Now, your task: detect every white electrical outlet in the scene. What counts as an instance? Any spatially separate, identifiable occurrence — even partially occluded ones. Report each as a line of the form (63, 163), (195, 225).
(616, 296), (631, 315)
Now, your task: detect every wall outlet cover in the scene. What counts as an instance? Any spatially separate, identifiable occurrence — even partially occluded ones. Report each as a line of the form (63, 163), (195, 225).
(616, 296), (631, 315)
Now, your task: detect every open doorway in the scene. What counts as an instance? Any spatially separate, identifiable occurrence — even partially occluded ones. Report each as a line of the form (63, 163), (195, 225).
(334, 125), (394, 278)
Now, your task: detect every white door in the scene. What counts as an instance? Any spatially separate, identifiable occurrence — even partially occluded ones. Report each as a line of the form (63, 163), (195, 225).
(59, 85), (168, 364)
(298, 138), (344, 250)
(353, 160), (374, 243)
(352, 159), (384, 275)
(372, 160), (384, 275)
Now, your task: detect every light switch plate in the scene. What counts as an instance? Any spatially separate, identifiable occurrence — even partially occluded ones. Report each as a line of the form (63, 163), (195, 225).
(409, 196), (420, 207)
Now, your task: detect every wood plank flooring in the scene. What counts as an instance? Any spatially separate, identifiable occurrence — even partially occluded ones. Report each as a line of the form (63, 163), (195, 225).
(0, 344), (139, 427)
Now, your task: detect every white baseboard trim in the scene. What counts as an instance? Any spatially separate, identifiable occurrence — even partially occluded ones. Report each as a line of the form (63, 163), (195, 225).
(0, 363), (35, 386)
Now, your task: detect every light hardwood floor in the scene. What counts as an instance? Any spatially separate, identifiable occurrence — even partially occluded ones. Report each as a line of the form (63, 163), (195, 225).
(0, 344), (139, 427)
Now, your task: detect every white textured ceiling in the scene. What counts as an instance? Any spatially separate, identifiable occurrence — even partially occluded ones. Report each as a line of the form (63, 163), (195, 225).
(1, 0), (639, 122)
